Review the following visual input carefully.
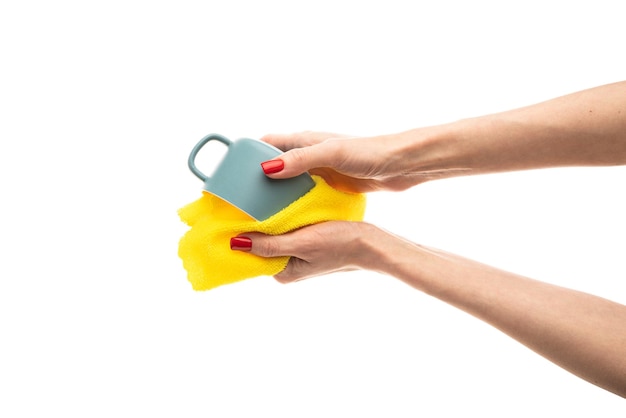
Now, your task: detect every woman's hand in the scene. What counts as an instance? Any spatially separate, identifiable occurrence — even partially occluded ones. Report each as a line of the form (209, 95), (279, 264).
(261, 82), (626, 192)
(232, 219), (626, 397)
(260, 131), (441, 193)
(231, 221), (382, 282)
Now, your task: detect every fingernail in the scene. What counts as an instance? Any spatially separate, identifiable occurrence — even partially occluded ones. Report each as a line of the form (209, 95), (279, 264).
(230, 236), (252, 251)
(261, 159), (284, 174)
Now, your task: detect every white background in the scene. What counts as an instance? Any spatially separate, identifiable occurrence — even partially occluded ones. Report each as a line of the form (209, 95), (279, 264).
(1, 0), (625, 416)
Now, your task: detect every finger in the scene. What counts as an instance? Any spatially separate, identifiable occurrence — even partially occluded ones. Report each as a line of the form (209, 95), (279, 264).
(273, 258), (309, 284)
(230, 233), (313, 284)
(260, 131), (338, 151)
(259, 133), (304, 151)
(261, 140), (342, 179)
(230, 231), (300, 259)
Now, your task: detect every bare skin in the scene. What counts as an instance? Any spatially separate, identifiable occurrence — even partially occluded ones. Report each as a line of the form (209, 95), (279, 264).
(234, 81), (626, 397)
(261, 81), (626, 191)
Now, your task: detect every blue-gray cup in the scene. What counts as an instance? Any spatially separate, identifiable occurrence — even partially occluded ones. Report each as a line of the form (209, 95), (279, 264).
(188, 133), (316, 221)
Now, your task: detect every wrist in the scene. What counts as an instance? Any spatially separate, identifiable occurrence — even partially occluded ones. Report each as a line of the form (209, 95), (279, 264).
(356, 224), (446, 294)
(353, 223), (390, 271)
(355, 223), (422, 276)
(387, 122), (475, 183)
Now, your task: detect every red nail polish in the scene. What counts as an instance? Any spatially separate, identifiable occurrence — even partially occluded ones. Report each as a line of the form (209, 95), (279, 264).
(230, 236), (252, 251)
(261, 159), (284, 174)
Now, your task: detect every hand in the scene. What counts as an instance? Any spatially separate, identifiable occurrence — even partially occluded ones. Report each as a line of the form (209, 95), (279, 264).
(262, 82), (626, 191)
(231, 221), (380, 283)
(260, 131), (432, 193)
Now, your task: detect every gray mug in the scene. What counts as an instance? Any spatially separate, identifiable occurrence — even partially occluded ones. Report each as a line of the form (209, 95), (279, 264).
(188, 133), (315, 221)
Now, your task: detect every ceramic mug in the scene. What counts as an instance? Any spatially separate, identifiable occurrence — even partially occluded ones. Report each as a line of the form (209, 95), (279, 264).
(188, 133), (315, 221)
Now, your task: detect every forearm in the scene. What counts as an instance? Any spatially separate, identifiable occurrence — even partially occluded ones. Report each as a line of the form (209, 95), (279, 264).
(360, 225), (626, 397)
(396, 81), (626, 180)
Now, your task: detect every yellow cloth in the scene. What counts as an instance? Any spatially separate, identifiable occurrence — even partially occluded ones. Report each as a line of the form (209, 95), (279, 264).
(178, 176), (366, 291)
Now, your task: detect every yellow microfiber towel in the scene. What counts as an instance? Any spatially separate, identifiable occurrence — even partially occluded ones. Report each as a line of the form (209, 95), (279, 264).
(178, 176), (366, 291)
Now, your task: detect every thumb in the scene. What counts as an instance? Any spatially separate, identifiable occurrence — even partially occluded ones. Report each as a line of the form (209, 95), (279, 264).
(229, 232), (296, 258)
(261, 142), (334, 179)
(229, 231), (312, 284)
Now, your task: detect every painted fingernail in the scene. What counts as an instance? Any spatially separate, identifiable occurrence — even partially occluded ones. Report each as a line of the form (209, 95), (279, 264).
(230, 236), (252, 251)
(261, 159), (284, 174)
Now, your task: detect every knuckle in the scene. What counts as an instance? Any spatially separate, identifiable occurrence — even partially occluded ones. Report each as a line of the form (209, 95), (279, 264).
(258, 237), (282, 258)
(296, 130), (322, 146)
(287, 147), (308, 166)
(321, 138), (347, 166)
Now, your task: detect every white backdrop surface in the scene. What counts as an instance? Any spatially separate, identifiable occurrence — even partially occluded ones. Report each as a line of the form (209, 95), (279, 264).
(1, 1), (625, 416)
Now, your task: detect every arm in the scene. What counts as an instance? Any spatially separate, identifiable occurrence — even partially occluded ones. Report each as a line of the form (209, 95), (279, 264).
(247, 81), (626, 396)
(236, 222), (626, 398)
(409, 80), (626, 176)
(367, 225), (626, 398)
(262, 81), (626, 192)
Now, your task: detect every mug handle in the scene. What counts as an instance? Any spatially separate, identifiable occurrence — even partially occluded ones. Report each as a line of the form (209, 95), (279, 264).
(188, 133), (233, 181)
